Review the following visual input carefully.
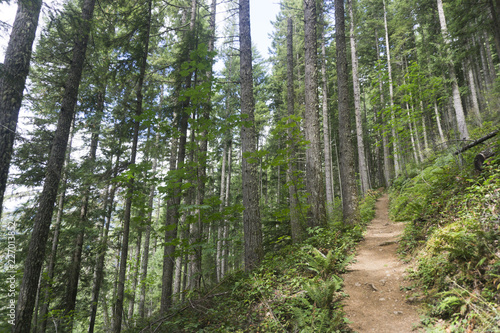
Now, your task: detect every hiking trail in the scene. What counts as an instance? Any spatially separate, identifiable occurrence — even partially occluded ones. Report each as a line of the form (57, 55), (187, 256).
(343, 193), (422, 332)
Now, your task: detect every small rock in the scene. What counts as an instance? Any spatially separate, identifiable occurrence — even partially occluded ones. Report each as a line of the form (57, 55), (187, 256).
(355, 282), (362, 287)
(393, 311), (403, 315)
(379, 298), (386, 301)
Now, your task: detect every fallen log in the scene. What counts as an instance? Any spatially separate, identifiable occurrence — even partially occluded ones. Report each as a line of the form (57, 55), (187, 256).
(474, 148), (496, 170)
(454, 128), (500, 155)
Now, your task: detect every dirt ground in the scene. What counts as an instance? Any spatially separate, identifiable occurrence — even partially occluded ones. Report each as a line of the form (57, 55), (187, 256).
(343, 194), (422, 332)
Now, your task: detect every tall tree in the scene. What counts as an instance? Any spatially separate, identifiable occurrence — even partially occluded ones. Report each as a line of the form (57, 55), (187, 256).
(239, 0), (263, 271)
(113, 0), (152, 331)
(0, 0), (43, 218)
(320, 20), (335, 217)
(436, 0), (469, 140)
(161, 0), (198, 311)
(349, 0), (370, 195)
(335, 0), (359, 224)
(303, 0), (326, 227)
(14, 0), (97, 331)
(383, 0), (401, 176)
(287, 17), (303, 242)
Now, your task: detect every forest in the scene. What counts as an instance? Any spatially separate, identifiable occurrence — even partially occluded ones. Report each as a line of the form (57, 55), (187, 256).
(0, 0), (499, 331)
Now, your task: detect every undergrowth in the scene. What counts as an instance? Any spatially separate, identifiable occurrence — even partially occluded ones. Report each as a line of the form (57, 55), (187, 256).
(390, 132), (500, 332)
(134, 190), (380, 332)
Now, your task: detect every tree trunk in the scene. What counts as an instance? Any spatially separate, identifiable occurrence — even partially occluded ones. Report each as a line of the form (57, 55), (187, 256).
(239, 0), (263, 272)
(38, 121), (75, 333)
(0, 0), (43, 218)
(62, 90), (104, 332)
(349, 0), (370, 195)
(336, 0), (359, 224)
(127, 232), (142, 321)
(383, 0), (401, 176)
(488, 0), (500, 58)
(217, 141), (227, 282)
(466, 60), (482, 126)
(161, 0), (197, 311)
(161, 118), (180, 312)
(287, 18), (303, 242)
(14, 1), (96, 330)
(88, 151), (120, 333)
(138, 133), (159, 319)
(436, 0), (469, 140)
(303, 0), (326, 227)
(483, 31), (497, 82)
(113, 1), (151, 330)
(375, 29), (391, 187)
(321, 26), (335, 217)
(222, 141), (232, 278)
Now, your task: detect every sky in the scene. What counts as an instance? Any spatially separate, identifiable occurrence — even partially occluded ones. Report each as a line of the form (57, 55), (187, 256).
(0, 0), (281, 62)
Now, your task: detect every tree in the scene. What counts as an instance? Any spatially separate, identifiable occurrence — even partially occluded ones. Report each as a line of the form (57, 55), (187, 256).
(436, 0), (469, 140)
(320, 11), (335, 217)
(113, 1), (153, 330)
(335, 0), (359, 224)
(239, 0), (263, 272)
(383, 0), (401, 176)
(303, 0), (326, 227)
(14, 0), (97, 331)
(0, 0), (43, 218)
(349, 0), (370, 195)
(287, 17), (303, 242)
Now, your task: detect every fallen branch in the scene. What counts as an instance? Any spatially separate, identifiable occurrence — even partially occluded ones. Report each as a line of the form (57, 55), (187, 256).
(454, 129), (500, 155)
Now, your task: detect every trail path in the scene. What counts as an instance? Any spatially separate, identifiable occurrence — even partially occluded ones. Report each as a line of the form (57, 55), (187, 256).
(343, 194), (421, 332)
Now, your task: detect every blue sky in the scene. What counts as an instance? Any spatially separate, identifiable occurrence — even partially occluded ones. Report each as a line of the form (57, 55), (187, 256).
(250, 0), (281, 58)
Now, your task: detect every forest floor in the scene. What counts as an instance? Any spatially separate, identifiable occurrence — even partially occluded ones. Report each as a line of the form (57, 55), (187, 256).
(343, 193), (423, 332)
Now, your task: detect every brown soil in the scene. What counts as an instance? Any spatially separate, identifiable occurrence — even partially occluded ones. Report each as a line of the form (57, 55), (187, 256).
(343, 193), (422, 332)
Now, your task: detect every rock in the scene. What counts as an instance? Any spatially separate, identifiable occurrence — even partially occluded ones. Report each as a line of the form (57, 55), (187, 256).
(355, 282), (362, 287)
(379, 298), (386, 301)
(393, 311), (403, 315)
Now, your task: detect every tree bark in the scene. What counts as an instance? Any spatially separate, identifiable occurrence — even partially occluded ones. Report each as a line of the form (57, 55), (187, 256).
(287, 18), (303, 242)
(436, 0), (469, 140)
(14, 0), (96, 330)
(0, 0), (43, 218)
(303, 0), (326, 227)
(375, 29), (391, 187)
(466, 60), (482, 126)
(239, 0), (263, 272)
(127, 232), (142, 321)
(336, 0), (359, 224)
(320, 27), (335, 217)
(217, 141), (227, 282)
(383, 0), (401, 176)
(349, 0), (370, 195)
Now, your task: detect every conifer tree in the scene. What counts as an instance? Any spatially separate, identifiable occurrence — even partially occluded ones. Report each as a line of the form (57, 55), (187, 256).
(239, 0), (263, 271)
(335, 0), (359, 224)
(14, 0), (96, 331)
(0, 0), (43, 218)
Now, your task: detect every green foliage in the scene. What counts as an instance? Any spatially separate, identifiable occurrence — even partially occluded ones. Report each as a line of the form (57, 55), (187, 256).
(137, 192), (379, 332)
(391, 138), (500, 331)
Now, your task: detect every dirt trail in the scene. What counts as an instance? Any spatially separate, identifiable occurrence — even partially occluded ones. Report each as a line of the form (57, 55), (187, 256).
(343, 193), (421, 332)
